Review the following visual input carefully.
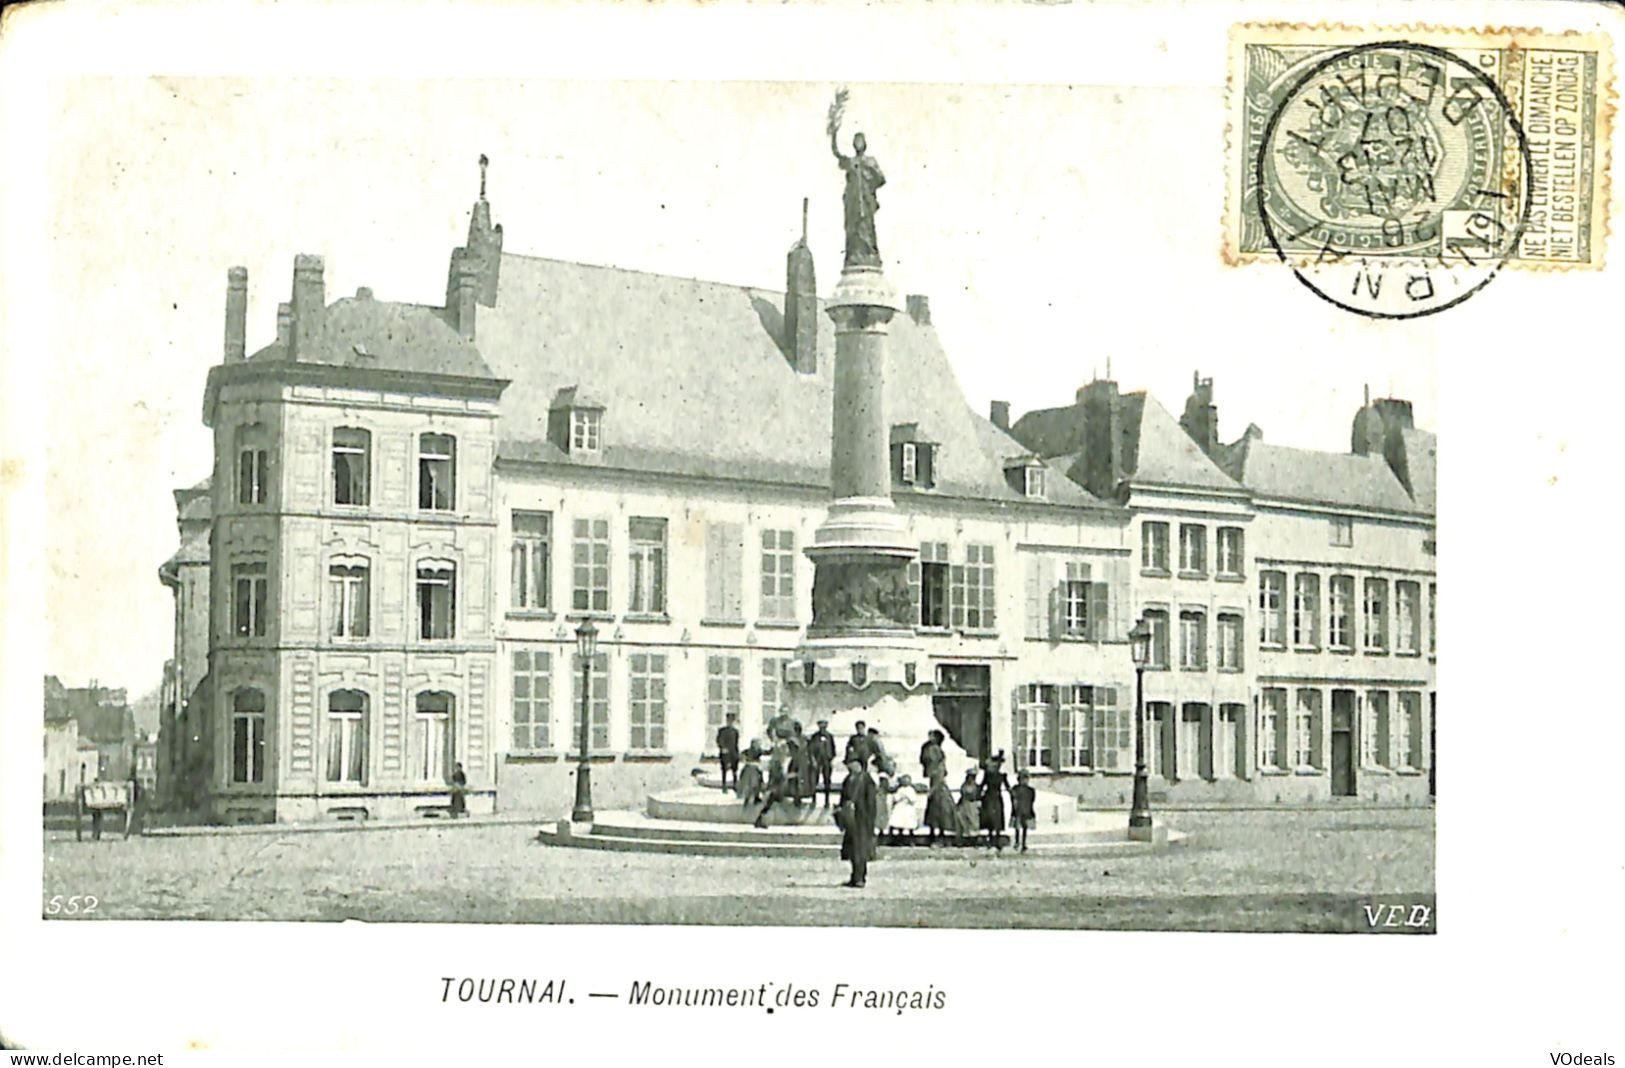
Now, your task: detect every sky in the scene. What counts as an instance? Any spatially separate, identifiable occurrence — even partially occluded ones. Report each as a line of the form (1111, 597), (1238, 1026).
(41, 75), (1443, 698)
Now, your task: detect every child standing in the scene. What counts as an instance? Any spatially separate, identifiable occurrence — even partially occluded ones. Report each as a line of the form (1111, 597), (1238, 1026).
(1010, 770), (1038, 852)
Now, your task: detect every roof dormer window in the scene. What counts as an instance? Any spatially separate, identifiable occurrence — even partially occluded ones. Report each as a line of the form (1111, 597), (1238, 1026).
(1005, 456), (1046, 499)
(571, 408), (601, 452)
(890, 424), (937, 489)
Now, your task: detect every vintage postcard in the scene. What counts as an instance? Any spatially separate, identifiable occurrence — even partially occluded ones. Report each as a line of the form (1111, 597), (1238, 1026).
(1, 0), (1618, 1061)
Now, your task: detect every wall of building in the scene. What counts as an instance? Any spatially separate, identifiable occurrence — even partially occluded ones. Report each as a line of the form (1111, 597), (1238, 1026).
(490, 463), (1132, 816)
(206, 378), (503, 822)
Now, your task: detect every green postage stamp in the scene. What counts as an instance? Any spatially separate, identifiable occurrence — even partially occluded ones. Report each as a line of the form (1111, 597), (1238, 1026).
(1226, 24), (1615, 274)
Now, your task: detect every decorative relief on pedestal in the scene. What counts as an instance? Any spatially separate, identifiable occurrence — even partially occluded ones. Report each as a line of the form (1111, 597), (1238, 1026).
(811, 558), (914, 630)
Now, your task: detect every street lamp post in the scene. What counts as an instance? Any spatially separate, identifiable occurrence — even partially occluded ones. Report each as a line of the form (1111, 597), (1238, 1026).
(571, 619), (599, 824)
(1127, 616), (1154, 841)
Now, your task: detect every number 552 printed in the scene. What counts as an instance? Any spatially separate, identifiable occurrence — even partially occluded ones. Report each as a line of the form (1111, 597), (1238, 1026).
(44, 894), (100, 916)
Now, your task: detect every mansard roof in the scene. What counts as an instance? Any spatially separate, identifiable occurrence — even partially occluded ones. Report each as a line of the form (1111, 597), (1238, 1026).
(1225, 436), (1422, 515)
(475, 252), (1110, 509)
(245, 298), (497, 381)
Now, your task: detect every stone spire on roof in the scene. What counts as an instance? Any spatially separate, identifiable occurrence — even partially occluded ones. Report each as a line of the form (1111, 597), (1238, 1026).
(453, 153), (504, 309)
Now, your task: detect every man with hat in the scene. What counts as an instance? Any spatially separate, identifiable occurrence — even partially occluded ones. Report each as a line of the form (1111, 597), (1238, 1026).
(844, 719), (872, 770)
(809, 717), (838, 806)
(836, 757), (877, 888)
(716, 712), (741, 790)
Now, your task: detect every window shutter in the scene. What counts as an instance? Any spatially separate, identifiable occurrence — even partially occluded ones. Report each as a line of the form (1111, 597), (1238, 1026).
(1107, 555), (1130, 639)
(1198, 706), (1214, 780)
(907, 561), (922, 626)
(950, 564), (967, 629)
(1310, 704), (1325, 769)
(1025, 553), (1048, 639)
(1011, 687), (1026, 764)
(704, 524), (723, 618)
(890, 443), (903, 483)
(1089, 582), (1110, 642)
(1045, 690), (1062, 770)
(1159, 707), (1177, 779)
(919, 445), (935, 488)
(1234, 708), (1249, 779)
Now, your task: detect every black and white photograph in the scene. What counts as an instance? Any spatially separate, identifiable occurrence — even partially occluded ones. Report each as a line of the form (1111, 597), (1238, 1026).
(1, 0), (1619, 1061)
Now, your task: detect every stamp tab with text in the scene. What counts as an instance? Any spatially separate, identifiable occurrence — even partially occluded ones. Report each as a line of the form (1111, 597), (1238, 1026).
(1226, 24), (1614, 302)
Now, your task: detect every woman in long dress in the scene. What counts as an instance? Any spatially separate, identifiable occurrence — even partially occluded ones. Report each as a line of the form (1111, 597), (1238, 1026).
(979, 753), (1011, 851)
(924, 768), (957, 846)
(955, 768), (982, 842)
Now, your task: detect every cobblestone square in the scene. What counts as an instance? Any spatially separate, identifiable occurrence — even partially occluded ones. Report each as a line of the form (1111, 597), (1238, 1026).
(42, 807), (1434, 932)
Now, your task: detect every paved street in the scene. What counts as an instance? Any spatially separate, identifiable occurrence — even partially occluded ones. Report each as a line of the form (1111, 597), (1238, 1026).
(42, 808), (1433, 932)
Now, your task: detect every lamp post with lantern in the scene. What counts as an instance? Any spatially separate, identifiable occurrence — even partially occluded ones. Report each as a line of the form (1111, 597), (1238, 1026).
(1127, 615), (1154, 840)
(571, 618), (599, 824)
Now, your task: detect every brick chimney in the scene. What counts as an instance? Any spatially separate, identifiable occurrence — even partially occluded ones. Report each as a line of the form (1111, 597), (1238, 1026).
(290, 254), (326, 360)
(276, 302), (293, 351)
(989, 400), (1011, 431)
(1077, 378), (1126, 498)
(448, 249), (479, 341)
(1180, 370), (1219, 458)
(784, 198), (817, 374)
(223, 267), (248, 363)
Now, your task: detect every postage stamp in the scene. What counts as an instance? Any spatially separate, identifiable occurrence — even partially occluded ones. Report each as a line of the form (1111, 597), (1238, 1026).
(1225, 24), (1615, 314)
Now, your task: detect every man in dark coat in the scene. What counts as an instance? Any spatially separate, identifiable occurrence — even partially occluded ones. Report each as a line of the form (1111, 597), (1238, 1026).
(837, 758), (877, 888)
(716, 713), (741, 790)
(809, 718), (838, 806)
(844, 720), (871, 770)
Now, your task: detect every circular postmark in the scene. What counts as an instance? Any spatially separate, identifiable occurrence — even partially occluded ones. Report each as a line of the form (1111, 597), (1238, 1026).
(1255, 40), (1533, 319)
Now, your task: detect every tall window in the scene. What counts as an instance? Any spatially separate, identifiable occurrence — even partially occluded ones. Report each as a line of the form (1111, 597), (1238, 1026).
(1141, 521), (1170, 572)
(570, 409), (601, 452)
(760, 656), (786, 737)
(760, 529), (796, 621)
(628, 518), (667, 615)
(1259, 689), (1286, 771)
(511, 511), (551, 612)
(571, 654), (610, 753)
(918, 542), (949, 628)
(1177, 704), (1205, 779)
(1395, 581), (1420, 654)
(232, 561), (268, 638)
(704, 522), (744, 622)
(511, 649), (551, 751)
(1216, 613), (1243, 671)
(1216, 527), (1244, 577)
(1090, 687), (1128, 771)
(956, 544), (996, 630)
(1178, 524), (1207, 575)
(1144, 608), (1170, 669)
(900, 442), (918, 484)
(1293, 690), (1321, 769)
(1397, 692), (1422, 770)
(1061, 561), (1091, 637)
(1328, 575), (1355, 650)
(628, 653), (667, 752)
(1364, 691), (1390, 768)
(706, 655), (743, 735)
(418, 433), (457, 511)
(1015, 684), (1054, 770)
(325, 690), (367, 784)
(1292, 574), (1320, 647)
(332, 427), (370, 506)
(236, 424), (269, 506)
(1259, 571), (1286, 646)
(571, 518), (610, 613)
(413, 692), (454, 782)
(416, 562), (456, 640)
(1329, 516), (1353, 546)
(1179, 610), (1207, 670)
(230, 688), (266, 784)
(1058, 685), (1091, 769)
(328, 559), (370, 638)
(1362, 578), (1389, 653)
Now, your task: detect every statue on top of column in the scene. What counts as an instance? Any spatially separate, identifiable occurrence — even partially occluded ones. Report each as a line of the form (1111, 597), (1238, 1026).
(828, 89), (885, 269)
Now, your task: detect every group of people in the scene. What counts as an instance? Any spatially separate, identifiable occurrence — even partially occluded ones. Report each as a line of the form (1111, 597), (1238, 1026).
(717, 713), (1039, 889)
